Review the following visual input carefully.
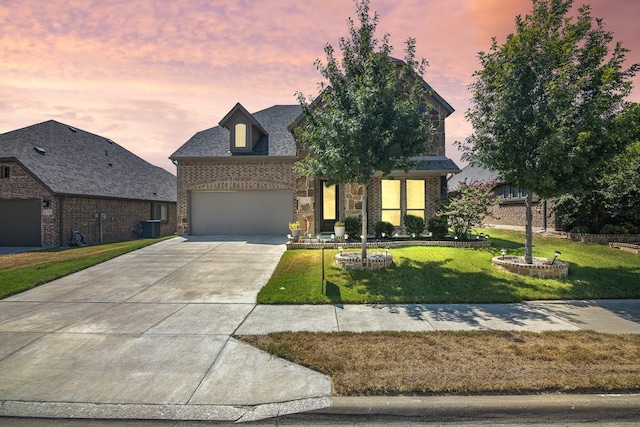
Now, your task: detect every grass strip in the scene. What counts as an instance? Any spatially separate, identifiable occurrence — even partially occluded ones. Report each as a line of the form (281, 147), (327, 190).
(0, 236), (175, 299)
(239, 330), (640, 396)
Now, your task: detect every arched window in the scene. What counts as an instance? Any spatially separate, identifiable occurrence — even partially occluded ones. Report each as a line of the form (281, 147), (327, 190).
(234, 123), (247, 148)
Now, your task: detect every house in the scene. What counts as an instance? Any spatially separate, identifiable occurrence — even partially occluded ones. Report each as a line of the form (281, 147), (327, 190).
(0, 120), (177, 247)
(171, 75), (459, 236)
(448, 165), (558, 231)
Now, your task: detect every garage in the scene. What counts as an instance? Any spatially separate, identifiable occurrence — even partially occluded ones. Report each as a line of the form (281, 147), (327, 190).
(0, 199), (41, 246)
(190, 190), (292, 235)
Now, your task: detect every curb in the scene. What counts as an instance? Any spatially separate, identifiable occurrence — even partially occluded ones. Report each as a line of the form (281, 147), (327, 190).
(307, 394), (640, 423)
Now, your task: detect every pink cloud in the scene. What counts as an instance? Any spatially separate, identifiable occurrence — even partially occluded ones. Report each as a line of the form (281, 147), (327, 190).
(1, 0), (638, 173)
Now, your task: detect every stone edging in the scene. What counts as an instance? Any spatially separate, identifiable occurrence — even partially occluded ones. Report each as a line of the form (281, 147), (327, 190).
(552, 232), (640, 245)
(335, 252), (393, 270)
(609, 242), (640, 254)
(492, 256), (568, 279)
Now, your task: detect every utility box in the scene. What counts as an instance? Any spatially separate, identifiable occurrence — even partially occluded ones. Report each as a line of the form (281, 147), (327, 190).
(140, 220), (161, 238)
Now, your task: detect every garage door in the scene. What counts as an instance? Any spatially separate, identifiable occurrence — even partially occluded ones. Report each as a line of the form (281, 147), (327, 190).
(190, 190), (292, 235)
(0, 199), (41, 246)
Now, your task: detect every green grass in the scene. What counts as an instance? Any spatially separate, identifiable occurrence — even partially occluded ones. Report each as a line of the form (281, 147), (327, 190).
(257, 228), (640, 304)
(0, 236), (175, 299)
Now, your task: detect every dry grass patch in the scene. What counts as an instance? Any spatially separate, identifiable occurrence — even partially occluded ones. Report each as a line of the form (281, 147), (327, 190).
(239, 331), (640, 396)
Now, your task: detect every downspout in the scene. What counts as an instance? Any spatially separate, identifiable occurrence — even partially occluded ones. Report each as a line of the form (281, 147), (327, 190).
(58, 197), (64, 247)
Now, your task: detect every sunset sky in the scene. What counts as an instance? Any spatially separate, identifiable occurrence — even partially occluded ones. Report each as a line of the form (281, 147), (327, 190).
(2, 0), (639, 174)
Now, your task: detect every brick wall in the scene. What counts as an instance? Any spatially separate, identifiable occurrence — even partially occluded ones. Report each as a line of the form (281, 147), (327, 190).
(1, 161), (176, 247)
(60, 196), (176, 246)
(176, 158), (298, 232)
(485, 199), (557, 230)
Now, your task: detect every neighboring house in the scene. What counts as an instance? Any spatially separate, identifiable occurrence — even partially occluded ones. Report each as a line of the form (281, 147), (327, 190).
(171, 78), (460, 236)
(448, 165), (557, 231)
(0, 120), (177, 247)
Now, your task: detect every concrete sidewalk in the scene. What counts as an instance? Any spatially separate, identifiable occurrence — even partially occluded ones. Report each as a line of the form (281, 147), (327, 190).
(1, 236), (639, 423)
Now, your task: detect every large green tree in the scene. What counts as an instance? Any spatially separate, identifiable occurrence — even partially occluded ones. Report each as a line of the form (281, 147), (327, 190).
(459, 0), (639, 263)
(294, 0), (435, 260)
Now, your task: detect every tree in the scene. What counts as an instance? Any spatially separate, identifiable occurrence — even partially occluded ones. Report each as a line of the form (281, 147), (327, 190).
(439, 180), (498, 240)
(293, 0), (435, 261)
(554, 105), (640, 232)
(459, 0), (639, 263)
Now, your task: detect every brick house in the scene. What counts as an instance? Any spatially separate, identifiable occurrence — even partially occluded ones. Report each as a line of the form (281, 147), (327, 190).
(0, 120), (177, 247)
(448, 165), (558, 231)
(171, 75), (460, 236)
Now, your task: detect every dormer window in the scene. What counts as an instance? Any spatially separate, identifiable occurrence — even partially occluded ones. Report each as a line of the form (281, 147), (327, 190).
(234, 123), (247, 148)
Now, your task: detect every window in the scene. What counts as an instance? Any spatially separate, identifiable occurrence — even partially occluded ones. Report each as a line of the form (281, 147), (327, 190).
(234, 123), (247, 148)
(382, 179), (428, 227)
(152, 202), (168, 222)
(406, 179), (425, 218)
(381, 179), (401, 226)
(322, 182), (336, 220)
(512, 186), (520, 198)
(1, 166), (9, 179)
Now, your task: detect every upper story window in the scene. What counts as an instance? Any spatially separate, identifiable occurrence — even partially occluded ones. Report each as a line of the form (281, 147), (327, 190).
(234, 123), (247, 148)
(1, 166), (9, 179)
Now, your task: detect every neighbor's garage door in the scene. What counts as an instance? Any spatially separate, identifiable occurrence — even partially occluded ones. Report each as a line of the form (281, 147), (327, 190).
(190, 190), (292, 235)
(0, 199), (41, 246)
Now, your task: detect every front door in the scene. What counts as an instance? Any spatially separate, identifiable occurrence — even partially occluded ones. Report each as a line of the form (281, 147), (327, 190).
(320, 181), (339, 232)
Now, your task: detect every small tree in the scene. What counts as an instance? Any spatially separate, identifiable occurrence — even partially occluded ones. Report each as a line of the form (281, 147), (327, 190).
(440, 180), (497, 240)
(293, 0), (436, 261)
(459, 0), (639, 263)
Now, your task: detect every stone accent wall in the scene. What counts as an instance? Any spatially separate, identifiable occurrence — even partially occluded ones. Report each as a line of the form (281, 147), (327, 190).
(1, 161), (176, 247)
(176, 158), (298, 233)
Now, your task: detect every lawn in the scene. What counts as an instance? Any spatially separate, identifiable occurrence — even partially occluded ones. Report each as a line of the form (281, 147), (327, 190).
(257, 228), (640, 304)
(240, 330), (640, 396)
(0, 236), (175, 299)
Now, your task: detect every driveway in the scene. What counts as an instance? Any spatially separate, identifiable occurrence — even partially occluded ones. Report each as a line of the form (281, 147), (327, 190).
(0, 236), (332, 423)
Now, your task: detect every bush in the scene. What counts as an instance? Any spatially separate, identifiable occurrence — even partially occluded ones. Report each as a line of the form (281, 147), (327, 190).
(427, 215), (449, 239)
(374, 221), (395, 238)
(600, 224), (629, 234)
(570, 225), (590, 234)
(343, 216), (362, 237)
(404, 214), (425, 238)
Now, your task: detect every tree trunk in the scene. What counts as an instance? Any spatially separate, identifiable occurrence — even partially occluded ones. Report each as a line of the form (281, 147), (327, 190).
(525, 190), (533, 264)
(361, 183), (368, 262)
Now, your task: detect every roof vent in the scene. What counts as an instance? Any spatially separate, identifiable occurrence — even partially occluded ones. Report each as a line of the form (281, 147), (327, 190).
(106, 138), (114, 144)
(69, 126), (77, 133)
(34, 147), (46, 155)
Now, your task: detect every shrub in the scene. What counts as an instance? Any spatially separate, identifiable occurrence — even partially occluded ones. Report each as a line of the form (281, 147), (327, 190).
(374, 221), (395, 238)
(439, 179), (497, 240)
(427, 215), (449, 239)
(570, 225), (590, 234)
(404, 214), (425, 238)
(343, 216), (362, 237)
(600, 224), (628, 234)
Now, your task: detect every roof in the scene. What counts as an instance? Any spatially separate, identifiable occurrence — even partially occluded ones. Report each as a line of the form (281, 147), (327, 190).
(171, 105), (302, 159)
(448, 165), (501, 191)
(0, 120), (176, 202)
(409, 156), (461, 174)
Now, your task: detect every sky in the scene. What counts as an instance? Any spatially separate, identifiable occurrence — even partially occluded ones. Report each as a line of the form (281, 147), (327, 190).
(1, 0), (639, 175)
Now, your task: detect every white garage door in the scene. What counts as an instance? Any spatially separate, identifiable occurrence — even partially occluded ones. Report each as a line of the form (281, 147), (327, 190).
(190, 190), (293, 235)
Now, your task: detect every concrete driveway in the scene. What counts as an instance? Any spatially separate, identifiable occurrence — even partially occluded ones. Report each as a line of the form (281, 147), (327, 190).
(0, 236), (331, 423)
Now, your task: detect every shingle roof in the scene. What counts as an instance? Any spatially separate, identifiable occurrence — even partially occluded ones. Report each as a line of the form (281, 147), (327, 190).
(0, 120), (176, 202)
(410, 156), (460, 173)
(171, 105), (302, 159)
(448, 165), (501, 191)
